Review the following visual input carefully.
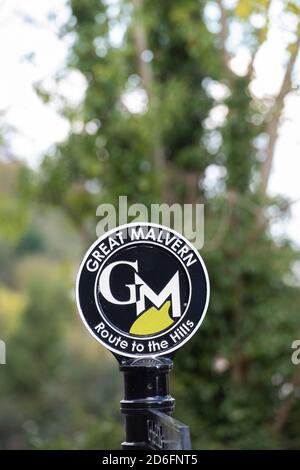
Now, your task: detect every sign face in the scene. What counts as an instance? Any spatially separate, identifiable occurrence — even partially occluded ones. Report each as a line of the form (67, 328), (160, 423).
(76, 223), (209, 358)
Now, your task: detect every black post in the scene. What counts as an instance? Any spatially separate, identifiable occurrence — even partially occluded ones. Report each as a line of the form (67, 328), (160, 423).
(120, 357), (174, 450)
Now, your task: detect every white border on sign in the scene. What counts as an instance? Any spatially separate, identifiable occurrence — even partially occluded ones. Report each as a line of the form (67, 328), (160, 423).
(75, 222), (210, 358)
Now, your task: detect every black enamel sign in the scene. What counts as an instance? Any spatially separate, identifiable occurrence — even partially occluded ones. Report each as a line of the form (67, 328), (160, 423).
(76, 223), (209, 358)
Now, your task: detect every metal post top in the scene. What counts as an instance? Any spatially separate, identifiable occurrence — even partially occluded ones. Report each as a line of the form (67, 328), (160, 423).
(119, 355), (192, 450)
(120, 356), (174, 413)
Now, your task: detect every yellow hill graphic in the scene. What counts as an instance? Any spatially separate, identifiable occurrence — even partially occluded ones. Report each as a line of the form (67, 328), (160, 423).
(129, 300), (173, 336)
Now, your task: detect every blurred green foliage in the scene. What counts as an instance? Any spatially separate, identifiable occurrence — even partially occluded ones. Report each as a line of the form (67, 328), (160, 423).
(0, 163), (123, 449)
(1, 0), (300, 450)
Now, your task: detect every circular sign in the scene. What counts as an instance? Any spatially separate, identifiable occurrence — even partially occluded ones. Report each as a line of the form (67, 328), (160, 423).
(76, 223), (210, 358)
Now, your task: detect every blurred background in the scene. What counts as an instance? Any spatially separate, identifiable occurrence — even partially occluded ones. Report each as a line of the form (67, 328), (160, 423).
(1, 0), (300, 449)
